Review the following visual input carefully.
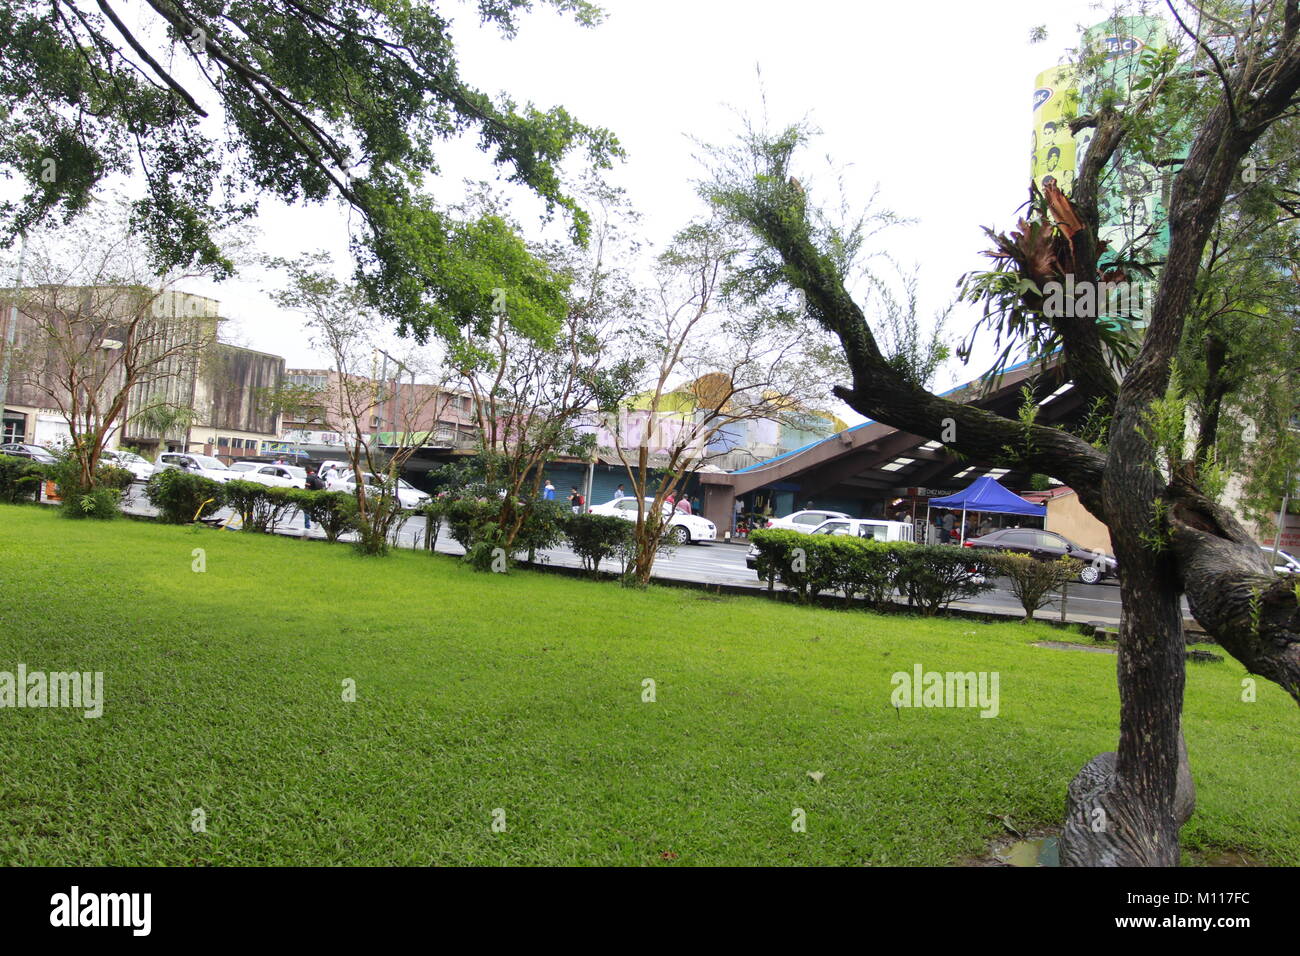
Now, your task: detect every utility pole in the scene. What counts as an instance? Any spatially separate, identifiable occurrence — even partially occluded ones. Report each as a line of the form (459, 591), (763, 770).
(1, 233), (28, 439)
(1272, 467), (1293, 558)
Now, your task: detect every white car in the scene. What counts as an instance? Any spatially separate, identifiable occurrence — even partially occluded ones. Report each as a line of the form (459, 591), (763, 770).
(588, 496), (717, 545)
(809, 517), (917, 543)
(99, 448), (154, 481)
(228, 461), (308, 489)
(746, 517), (916, 573)
(152, 452), (236, 483)
(1261, 546), (1300, 575)
(326, 470), (429, 510)
(761, 508), (851, 531)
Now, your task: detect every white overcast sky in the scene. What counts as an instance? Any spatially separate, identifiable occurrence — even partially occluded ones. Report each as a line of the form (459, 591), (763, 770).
(20, 0), (1121, 401)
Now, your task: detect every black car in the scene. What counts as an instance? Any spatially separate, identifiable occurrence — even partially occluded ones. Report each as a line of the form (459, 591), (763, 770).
(963, 528), (1118, 584)
(0, 442), (58, 464)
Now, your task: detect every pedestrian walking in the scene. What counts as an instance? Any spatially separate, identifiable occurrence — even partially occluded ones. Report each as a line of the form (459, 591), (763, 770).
(569, 487), (584, 514)
(543, 480), (556, 500)
(614, 484), (626, 500)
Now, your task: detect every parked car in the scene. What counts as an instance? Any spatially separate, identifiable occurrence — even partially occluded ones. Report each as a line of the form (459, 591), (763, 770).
(228, 461), (308, 489)
(325, 471), (429, 510)
(745, 517), (915, 571)
(0, 442), (58, 464)
(962, 527), (1117, 584)
(1261, 546), (1300, 575)
(761, 508), (851, 531)
(588, 496), (717, 545)
(151, 452), (237, 483)
(99, 448), (154, 481)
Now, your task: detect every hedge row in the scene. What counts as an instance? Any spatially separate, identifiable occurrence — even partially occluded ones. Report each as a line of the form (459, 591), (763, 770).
(749, 528), (1002, 615)
(0, 452), (135, 518)
(143, 470), (356, 541)
(420, 495), (639, 573)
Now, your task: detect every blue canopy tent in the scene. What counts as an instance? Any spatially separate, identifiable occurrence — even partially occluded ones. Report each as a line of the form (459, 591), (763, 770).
(926, 476), (1046, 545)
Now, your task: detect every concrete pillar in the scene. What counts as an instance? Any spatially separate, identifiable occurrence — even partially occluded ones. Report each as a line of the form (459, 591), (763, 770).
(702, 484), (736, 536)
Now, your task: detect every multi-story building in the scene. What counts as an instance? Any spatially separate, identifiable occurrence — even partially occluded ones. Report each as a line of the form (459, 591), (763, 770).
(1, 288), (285, 457)
(276, 368), (480, 459)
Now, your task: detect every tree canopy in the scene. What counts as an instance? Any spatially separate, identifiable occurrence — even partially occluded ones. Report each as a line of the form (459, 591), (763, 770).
(0, 0), (621, 343)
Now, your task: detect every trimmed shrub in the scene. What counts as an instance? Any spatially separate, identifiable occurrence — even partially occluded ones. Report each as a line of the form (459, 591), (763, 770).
(290, 489), (357, 543)
(223, 480), (298, 533)
(0, 454), (50, 504)
(564, 513), (636, 575)
(750, 529), (912, 606)
(894, 545), (999, 615)
(836, 539), (909, 609)
(511, 499), (569, 559)
(985, 551), (1083, 621)
(425, 494), (569, 570)
(144, 469), (225, 524)
(221, 479), (265, 530)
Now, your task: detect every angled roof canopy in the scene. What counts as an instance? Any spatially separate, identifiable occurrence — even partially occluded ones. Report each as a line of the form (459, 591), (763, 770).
(928, 476), (1046, 517)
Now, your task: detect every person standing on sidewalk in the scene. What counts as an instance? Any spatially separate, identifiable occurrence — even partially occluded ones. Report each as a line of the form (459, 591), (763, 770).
(303, 466), (326, 533)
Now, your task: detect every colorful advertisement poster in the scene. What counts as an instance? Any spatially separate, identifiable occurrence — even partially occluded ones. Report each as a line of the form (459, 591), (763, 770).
(1031, 65), (1078, 194)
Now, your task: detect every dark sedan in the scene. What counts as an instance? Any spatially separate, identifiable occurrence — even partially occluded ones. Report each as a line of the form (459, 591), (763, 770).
(963, 528), (1118, 584)
(0, 442), (58, 464)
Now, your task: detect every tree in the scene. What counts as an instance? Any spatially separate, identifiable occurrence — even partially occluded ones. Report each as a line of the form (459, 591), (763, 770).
(991, 552), (1084, 622)
(455, 185), (642, 558)
(0, 0), (620, 343)
(613, 218), (828, 585)
(1, 209), (219, 493)
(268, 253), (448, 555)
(705, 2), (1300, 866)
(1173, 130), (1300, 527)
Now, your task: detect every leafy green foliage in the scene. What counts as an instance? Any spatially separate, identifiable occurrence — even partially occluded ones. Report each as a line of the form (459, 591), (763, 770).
(289, 489), (357, 544)
(563, 513), (635, 575)
(47, 448), (132, 520)
(0, 0), (620, 338)
(0, 455), (48, 504)
(892, 546), (999, 616)
(223, 480), (298, 534)
(985, 552), (1082, 621)
(749, 529), (993, 614)
(143, 469), (224, 524)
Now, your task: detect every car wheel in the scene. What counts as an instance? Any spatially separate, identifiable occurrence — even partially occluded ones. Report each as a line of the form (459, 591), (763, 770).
(671, 525), (690, 545)
(1079, 565), (1101, 585)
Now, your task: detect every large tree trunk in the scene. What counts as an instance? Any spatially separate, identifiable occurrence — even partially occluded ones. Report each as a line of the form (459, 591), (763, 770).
(1059, 398), (1192, 865)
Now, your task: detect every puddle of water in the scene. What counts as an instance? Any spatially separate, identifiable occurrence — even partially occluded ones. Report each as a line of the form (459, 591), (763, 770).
(995, 836), (1060, 867)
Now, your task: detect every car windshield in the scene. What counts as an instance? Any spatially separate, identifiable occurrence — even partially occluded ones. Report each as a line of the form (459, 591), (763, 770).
(193, 455), (227, 470)
(230, 462), (258, 471)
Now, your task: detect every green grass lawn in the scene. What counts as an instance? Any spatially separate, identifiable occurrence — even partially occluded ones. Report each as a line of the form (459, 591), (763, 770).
(0, 504), (1295, 866)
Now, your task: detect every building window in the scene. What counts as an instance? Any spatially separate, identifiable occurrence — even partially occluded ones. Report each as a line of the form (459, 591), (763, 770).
(2, 415), (26, 444)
